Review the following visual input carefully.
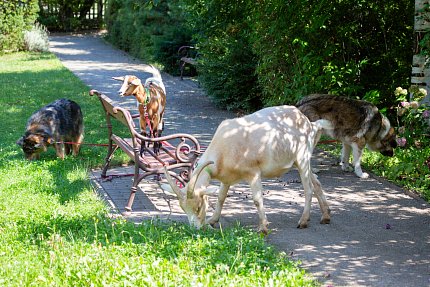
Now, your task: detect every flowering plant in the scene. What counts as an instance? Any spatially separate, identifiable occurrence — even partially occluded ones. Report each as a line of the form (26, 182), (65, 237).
(395, 86), (430, 148)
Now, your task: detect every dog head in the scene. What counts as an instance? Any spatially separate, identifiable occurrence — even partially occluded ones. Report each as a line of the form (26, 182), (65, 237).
(367, 116), (397, 157)
(17, 132), (53, 160)
(112, 75), (142, 97)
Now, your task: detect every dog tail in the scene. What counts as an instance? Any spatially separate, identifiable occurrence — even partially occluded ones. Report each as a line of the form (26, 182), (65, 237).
(310, 119), (334, 148)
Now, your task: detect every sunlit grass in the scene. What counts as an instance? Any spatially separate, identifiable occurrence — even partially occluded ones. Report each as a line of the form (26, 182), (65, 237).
(0, 52), (316, 286)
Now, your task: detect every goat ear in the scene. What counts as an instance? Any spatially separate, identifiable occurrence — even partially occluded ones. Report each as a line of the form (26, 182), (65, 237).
(162, 167), (185, 199)
(112, 76), (125, 81)
(131, 78), (142, 86)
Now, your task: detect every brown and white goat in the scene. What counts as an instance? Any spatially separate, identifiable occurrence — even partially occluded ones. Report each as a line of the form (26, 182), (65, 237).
(113, 65), (166, 154)
(162, 105), (333, 234)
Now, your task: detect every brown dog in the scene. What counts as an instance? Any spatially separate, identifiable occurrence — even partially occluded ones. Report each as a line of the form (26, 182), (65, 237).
(17, 98), (84, 160)
(112, 65), (166, 154)
(296, 94), (397, 178)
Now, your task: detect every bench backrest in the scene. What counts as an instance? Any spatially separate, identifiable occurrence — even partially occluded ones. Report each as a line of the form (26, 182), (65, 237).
(96, 93), (137, 132)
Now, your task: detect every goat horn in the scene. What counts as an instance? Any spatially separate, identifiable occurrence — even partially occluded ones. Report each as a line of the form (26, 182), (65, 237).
(187, 161), (214, 199)
(112, 76), (125, 81)
(163, 166), (183, 199)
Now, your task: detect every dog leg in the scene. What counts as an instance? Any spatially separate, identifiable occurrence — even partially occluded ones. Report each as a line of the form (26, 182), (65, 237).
(351, 143), (369, 178)
(54, 143), (65, 159)
(340, 143), (353, 172)
(65, 144), (71, 155)
(72, 134), (83, 156)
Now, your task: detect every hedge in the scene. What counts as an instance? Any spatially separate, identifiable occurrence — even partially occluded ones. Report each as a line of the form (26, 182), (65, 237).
(0, 0), (39, 52)
(105, 0), (415, 113)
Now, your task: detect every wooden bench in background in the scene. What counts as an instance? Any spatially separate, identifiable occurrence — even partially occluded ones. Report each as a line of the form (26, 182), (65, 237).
(178, 45), (198, 80)
(90, 90), (202, 211)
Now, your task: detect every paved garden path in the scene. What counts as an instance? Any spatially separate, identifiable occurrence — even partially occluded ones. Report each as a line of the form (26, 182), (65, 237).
(49, 33), (429, 287)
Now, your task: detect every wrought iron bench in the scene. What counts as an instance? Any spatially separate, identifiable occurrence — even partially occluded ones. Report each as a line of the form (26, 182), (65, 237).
(178, 45), (198, 80)
(89, 90), (202, 211)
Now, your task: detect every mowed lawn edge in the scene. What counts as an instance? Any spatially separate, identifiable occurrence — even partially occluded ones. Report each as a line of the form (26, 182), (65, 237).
(0, 52), (316, 287)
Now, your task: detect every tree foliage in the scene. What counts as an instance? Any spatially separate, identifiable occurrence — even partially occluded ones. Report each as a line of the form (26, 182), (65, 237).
(0, 0), (39, 52)
(105, 0), (414, 112)
(105, 0), (191, 74)
(38, 0), (101, 31)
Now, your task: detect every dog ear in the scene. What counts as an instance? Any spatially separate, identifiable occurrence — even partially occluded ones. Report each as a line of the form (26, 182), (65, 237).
(16, 136), (24, 146)
(27, 134), (44, 144)
(131, 78), (142, 86)
(112, 76), (125, 82)
(46, 137), (54, 144)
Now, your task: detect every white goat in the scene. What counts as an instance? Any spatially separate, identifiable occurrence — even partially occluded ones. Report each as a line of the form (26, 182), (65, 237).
(163, 105), (333, 234)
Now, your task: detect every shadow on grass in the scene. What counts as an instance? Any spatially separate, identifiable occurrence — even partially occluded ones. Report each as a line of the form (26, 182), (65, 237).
(14, 211), (287, 275)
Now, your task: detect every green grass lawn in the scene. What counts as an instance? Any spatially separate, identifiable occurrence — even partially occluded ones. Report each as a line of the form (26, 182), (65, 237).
(0, 52), (316, 286)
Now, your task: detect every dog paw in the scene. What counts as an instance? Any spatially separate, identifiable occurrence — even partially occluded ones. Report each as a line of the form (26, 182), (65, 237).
(356, 172), (369, 179)
(354, 167), (369, 178)
(340, 162), (353, 172)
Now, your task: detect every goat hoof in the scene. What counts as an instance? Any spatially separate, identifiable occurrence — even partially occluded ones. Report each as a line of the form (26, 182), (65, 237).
(320, 218), (331, 224)
(206, 220), (218, 228)
(297, 222), (308, 229)
(203, 224), (215, 230)
(258, 227), (269, 236)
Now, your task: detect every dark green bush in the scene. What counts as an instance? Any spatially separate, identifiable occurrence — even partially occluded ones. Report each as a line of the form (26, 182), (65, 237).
(249, 0), (415, 107)
(180, 1), (262, 111)
(0, 0), (39, 52)
(38, 0), (102, 32)
(105, 0), (414, 113)
(105, 0), (192, 73)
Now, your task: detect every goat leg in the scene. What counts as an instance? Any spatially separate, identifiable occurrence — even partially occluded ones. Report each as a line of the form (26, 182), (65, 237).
(152, 130), (160, 155)
(297, 167), (313, 229)
(140, 131), (147, 156)
(250, 174), (269, 235)
(206, 183), (230, 227)
(310, 173), (331, 224)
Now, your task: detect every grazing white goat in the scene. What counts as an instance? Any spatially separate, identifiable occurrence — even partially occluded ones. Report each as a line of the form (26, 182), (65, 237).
(162, 105), (333, 234)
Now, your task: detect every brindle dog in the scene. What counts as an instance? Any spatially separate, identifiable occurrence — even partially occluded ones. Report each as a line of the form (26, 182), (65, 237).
(17, 99), (84, 160)
(296, 94), (397, 178)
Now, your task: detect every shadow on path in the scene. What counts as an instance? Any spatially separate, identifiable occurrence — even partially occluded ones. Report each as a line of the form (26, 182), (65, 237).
(50, 33), (430, 287)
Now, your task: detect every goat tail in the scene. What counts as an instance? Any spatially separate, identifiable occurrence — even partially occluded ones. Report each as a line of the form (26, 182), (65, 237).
(310, 119), (333, 148)
(144, 64), (162, 80)
(312, 119), (333, 131)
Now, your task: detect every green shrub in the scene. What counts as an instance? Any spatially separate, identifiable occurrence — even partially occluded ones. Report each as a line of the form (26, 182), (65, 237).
(356, 86), (430, 200)
(105, 0), (192, 73)
(38, 0), (103, 32)
(105, 0), (414, 113)
(24, 23), (50, 52)
(180, 1), (262, 111)
(0, 0), (39, 52)
(249, 0), (414, 107)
